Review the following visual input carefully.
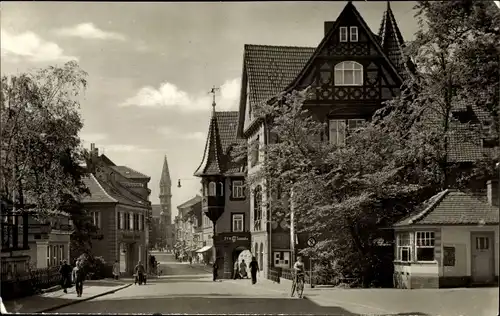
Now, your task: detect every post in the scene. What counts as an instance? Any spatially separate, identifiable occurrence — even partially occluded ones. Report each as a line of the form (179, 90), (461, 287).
(309, 258), (314, 288)
(212, 222), (216, 265)
(290, 187), (295, 264)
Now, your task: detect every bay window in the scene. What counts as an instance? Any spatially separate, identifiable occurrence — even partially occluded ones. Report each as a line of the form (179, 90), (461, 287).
(396, 232), (411, 262)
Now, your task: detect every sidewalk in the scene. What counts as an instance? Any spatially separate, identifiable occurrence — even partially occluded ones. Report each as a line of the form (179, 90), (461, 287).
(2, 279), (132, 313)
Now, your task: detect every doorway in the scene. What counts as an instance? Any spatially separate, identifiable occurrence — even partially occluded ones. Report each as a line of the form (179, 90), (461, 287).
(471, 232), (495, 284)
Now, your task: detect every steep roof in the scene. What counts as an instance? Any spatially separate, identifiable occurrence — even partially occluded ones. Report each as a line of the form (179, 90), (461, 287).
(394, 189), (499, 227)
(82, 174), (117, 204)
(160, 155), (171, 186)
(110, 165), (150, 180)
(194, 105), (226, 176)
(378, 1), (415, 76)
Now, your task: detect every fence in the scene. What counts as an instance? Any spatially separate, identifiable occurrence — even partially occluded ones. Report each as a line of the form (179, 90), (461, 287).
(1, 266), (62, 301)
(267, 267), (317, 286)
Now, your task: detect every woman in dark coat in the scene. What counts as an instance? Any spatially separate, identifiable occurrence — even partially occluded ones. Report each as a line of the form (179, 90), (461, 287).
(249, 257), (259, 285)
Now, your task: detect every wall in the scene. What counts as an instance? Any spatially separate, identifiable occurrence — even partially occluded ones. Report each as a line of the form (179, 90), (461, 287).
(85, 204), (117, 264)
(441, 225), (499, 277)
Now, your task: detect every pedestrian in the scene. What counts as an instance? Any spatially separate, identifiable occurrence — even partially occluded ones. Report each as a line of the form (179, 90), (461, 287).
(58, 260), (72, 293)
(249, 257), (259, 285)
(212, 260), (218, 282)
(189, 256), (192, 266)
(72, 260), (85, 297)
(233, 260), (240, 280)
(239, 259), (248, 279)
(134, 260), (146, 285)
(112, 260), (120, 280)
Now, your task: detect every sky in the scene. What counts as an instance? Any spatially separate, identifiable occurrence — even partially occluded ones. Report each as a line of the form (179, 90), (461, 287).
(0, 1), (419, 221)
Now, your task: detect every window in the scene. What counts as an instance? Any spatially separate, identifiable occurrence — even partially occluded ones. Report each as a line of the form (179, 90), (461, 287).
(119, 212), (125, 230)
(91, 212), (101, 229)
(232, 180), (245, 199)
(134, 214), (139, 231)
(47, 245), (51, 267)
(416, 231), (435, 261)
(274, 251), (290, 268)
(348, 119), (365, 132)
(253, 186), (262, 231)
(476, 237), (489, 250)
(218, 182), (224, 197)
(329, 120), (346, 146)
(60, 245), (64, 262)
(396, 233), (411, 262)
(339, 26), (348, 42)
(334, 61), (363, 86)
(259, 243), (264, 271)
(141, 214), (145, 231)
(250, 136), (260, 167)
(350, 26), (358, 42)
(208, 182), (216, 196)
(129, 213), (134, 231)
(232, 214), (244, 232)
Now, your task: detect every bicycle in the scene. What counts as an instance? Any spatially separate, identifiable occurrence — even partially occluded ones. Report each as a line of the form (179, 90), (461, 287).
(291, 272), (305, 298)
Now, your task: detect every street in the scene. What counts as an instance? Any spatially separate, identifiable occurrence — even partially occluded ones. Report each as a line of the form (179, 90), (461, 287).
(44, 252), (498, 316)
(49, 253), (356, 315)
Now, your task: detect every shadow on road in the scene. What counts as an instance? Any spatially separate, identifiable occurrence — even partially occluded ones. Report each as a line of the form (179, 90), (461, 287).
(51, 295), (431, 315)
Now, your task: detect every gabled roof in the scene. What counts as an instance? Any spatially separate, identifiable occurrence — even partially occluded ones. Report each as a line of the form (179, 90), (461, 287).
(378, 1), (415, 76)
(394, 189), (499, 227)
(285, 1), (403, 94)
(110, 165), (150, 180)
(82, 174), (117, 204)
(194, 105), (226, 177)
(177, 195), (202, 210)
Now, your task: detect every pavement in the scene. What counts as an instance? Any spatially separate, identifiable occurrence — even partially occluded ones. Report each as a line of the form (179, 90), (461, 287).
(4, 252), (497, 315)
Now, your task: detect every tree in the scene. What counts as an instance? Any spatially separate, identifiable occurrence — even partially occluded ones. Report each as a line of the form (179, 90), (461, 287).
(235, 0), (500, 287)
(0, 61), (96, 253)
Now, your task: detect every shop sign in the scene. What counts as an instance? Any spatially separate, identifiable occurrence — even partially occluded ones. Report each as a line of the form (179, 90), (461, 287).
(224, 235), (249, 243)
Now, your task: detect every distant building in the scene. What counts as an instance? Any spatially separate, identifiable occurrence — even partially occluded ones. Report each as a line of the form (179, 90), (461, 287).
(159, 155), (174, 251)
(194, 107), (250, 279)
(80, 143), (152, 275)
(176, 195), (202, 259)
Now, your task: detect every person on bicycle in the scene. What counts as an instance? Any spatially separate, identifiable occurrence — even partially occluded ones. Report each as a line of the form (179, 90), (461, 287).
(293, 256), (305, 282)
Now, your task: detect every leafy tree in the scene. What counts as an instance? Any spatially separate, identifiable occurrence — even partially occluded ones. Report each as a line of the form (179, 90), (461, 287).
(235, 0), (499, 286)
(0, 61), (96, 254)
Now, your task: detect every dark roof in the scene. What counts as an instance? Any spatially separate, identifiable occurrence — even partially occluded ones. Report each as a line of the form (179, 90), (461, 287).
(216, 111), (244, 152)
(394, 189), (499, 227)
(151, 204), (162, 218)
(378, 1), (415, 77)
(110, 166), (150, 180)
(244, 44), (315, 110)
(194, 108), (225, 176)
(177, 195), (202, 210)
(82, 174), (117, 204)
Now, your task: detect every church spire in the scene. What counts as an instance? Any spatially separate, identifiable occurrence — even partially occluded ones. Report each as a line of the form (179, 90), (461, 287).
(160, 155), (171, 187)
(194, 86), (225, 176)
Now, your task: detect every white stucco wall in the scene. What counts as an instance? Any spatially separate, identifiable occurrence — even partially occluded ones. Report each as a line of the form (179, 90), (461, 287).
(440, 225), (499, 277)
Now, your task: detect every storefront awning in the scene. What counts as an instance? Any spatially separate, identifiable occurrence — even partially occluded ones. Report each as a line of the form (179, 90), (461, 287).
(196, 245), (213, 253)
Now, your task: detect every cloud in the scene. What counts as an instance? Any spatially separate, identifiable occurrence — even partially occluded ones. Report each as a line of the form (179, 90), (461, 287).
(120, 78), (241, 112)
(101, 145), (156, 153)
(55, 23), (126, 41)
(1, 29), (77, 63)
(157, 127), (205, 141)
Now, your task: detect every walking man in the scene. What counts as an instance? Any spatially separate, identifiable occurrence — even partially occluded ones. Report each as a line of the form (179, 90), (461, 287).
(212, 260), (218, 282)
(72, 260), (85, 297)
(249, 257), (259, 285)
(59, 260), (72, 293)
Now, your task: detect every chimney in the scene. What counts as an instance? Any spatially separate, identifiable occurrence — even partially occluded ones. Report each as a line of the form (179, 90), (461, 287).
(324, 21), (335, 36)
(487, 180), (499, 207)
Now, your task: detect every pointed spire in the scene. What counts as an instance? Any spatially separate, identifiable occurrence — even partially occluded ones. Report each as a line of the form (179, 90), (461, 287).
(160, 155), (171, 187)
(378, 1), (412, 75)
(194, 88), (225, 177)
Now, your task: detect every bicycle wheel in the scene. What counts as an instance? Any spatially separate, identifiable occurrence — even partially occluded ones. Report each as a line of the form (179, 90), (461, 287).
(297, 278), (304, 298)
(290, 280), (296, 297)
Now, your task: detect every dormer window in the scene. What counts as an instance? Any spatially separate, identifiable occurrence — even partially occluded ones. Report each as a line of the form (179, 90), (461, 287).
(340, 27), (348, 42)
(208, 182), (216, 196)
(350, 26), (358, 42)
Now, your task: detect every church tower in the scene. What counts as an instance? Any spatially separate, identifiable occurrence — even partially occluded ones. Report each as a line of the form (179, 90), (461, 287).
(159, 155), (173, 249)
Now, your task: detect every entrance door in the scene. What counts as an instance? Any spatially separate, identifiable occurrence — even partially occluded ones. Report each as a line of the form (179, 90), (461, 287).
(471, 232), (495, 284)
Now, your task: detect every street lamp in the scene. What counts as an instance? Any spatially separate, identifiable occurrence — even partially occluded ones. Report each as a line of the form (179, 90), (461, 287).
(177, 178), (198, 188)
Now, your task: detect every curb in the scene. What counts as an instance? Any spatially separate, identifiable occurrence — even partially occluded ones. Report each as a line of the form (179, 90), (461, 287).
(37, 283), (132, 313)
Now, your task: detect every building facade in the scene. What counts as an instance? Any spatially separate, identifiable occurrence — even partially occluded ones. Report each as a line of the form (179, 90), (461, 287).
(194, 107), (251, 279)
(176, 195), (202, 259)
(236, 2), (413, 278)
(80, 143), (152, 275)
